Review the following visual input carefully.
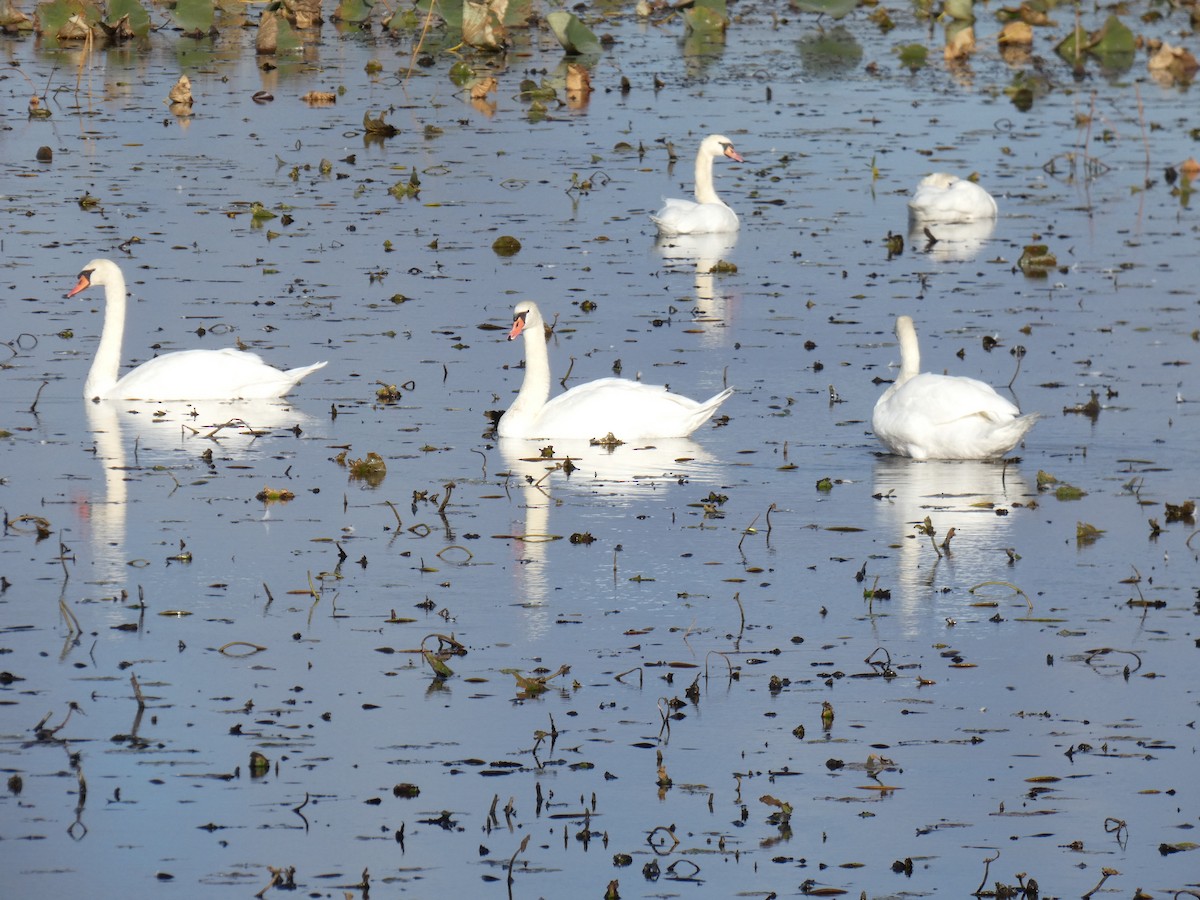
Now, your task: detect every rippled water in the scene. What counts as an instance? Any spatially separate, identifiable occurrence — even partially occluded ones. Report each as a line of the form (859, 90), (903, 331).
(2, 2), (1198, 897)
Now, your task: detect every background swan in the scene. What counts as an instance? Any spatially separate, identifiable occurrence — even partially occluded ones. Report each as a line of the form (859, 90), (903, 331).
(68, 258), (327, 401)
(650, 134), (744, 237)
(908, 173), (998, 223)
(498, 301), (733, 440)
(872, 315), (1038, 460)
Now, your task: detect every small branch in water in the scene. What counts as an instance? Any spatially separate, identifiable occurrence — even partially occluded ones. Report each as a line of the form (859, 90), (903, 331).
(28, 380), (49, 414)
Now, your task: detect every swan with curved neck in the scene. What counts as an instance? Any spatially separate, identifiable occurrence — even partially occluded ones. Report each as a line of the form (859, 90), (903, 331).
(908, 173), (998, 223)
(498, 300), (733, 440)
(67, 258), (326, 401)
(872, 315), (1037, 460)
(651, 134), (744, 237)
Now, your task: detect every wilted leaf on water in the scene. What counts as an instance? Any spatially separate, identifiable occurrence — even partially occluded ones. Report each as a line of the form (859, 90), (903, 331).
(1054, 483), (1086, 501)
(415, 0), (462, 29)
(107, 0), (149, 34)
(943, 23), (974, 60)
(896, 42), (928, 70)
(423, 649), (454, 678)
(167, 74), (193, 106)
(348, 450), (387, 486)
(0, 0), (34, 30)
(462, 0), (506, 51)
(1147, 42), (1199, 85)
(363, 109), (398, 136)
(256, 7), (301, 53)
(997, 20), (1032, 45)
(683, 0), (727, 34)
(519, 79), (557, 101)
(256, 485), (295, 502)
(546, 10), (600, 54)
(250, 201), (277, 220)
(1054, 21), (1087, 66)
(56, 11), (91, 38)
(565, 63), (592, 106)
(301, 91), (337, 105)
(282, 0), (322, 27)
(469, 75), (497, 100)
(1076, 521), (1104, 544)
(1017, 243), (1056, 276)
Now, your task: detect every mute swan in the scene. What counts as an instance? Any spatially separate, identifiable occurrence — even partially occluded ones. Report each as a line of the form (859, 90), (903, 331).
(651, 134), (744, 237)
(67, 258), (327, 401)
(908, 173), (998, 223)
(872, 316), (1037, 460)
(498, 301), (733, 440)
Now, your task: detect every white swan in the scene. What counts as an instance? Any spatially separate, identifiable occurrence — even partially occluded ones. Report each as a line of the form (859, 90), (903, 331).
(650, 134), (744, 237)
(908, 173), (998, 223)
(872, 315), (1037, 460)
(67, 258), (327, 401)
(497, 300), (733, 440)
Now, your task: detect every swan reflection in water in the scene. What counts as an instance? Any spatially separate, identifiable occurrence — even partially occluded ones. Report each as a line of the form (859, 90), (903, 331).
(498, 437), (721, 637)
(654, 232), (739, 346)
(907, 216), (997, 262)
(83, 399), (316, 583)
(873, 456), (1032, 633)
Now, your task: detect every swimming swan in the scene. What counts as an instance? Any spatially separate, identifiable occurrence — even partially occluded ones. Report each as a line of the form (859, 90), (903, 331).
(67, 258), (326, 401)
(497, 300), (733, 440)
(872, 315), (1037, 460)
(650, 134), (744, 237)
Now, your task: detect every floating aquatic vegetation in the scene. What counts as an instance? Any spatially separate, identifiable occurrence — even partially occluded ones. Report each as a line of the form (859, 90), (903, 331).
(682, 0), (727, 35)
(255, 485), (295, 502)
(1147, 41), (1199, 86)
(345, 450), (387, 486)
(1017, 243), (1056, 276)
(167, 74), (193, 116)
(256, 7), (301, 54)
(0, 0), (33, 30)
(547, 10), (599, 55)
(363, 108), (398, 136)
(491, 234), (521, 255)
(462, 0), (506, 51)
(332, 0), (374, 25)
(1055, 14), (1134, 72)
(301, 90), (336, 105)
(170, 0), (214, 35)
(896, 42), (928, 70)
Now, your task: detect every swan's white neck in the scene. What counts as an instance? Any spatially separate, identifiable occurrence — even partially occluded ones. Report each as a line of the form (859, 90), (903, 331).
(86, 266), (128, 400)
(895, 316), (921, 385)
(506, 313), (551, 429)
(694, 146), (722, 206)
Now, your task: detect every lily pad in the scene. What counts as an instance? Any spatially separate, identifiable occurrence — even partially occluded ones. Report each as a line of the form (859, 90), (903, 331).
(546, 10), (599, 55)
(683, 0), (727, 34)
(171, 0), (214, 33)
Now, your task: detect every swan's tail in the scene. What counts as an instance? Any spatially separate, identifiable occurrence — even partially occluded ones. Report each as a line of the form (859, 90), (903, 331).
(684, 386), (734, 435)
(283, 360), (328, 391)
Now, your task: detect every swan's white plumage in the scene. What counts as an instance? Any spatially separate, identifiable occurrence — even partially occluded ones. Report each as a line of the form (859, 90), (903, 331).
(67, 258), (326, 401)
(650, 134), (744, 237)
(908, 173), (998, 223)
(497, 301), (732, 440)
(872, 315), (1037, 460)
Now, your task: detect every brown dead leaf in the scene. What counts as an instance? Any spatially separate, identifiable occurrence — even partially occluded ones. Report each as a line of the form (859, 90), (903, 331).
(998, 20), (1033, 45)
(302, 91), (337, 106)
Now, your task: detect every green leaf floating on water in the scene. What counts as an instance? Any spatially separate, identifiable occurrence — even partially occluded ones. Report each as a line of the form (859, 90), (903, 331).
(34, 0), (102, 38)
(791, 0), (859, 20)
(1056, 14), (1134, 70)
(171, 0), (214, 33)
(896, 42), (928, 70)
(333, 0), (374, 25)
(107, 0), (150, 36)
(683, 0), (727, 34)
(546, 10), (600, 55)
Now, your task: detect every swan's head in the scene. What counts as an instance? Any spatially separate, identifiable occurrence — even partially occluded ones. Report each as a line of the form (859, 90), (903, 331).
(702, 134), (744, 164)
(66, 258), (120, 299)
(508, 300), (542, 342)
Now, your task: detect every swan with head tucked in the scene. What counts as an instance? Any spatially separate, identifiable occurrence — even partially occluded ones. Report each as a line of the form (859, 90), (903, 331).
(908, 173), (998, 223)
(498, 301), (733, 440)
(650, 134), (744, 237)
(67, 258), (327, 401)
(872, 315), (1037, 460)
